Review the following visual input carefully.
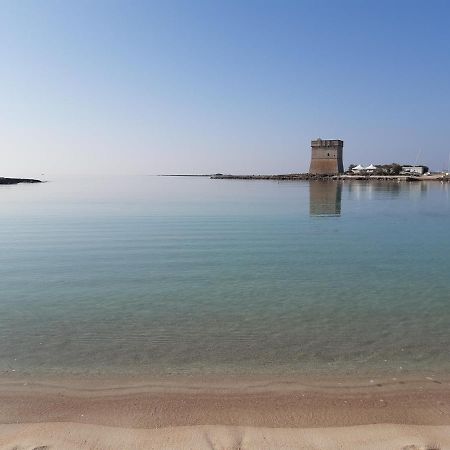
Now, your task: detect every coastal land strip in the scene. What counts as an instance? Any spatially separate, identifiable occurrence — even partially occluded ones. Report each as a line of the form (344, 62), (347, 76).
(0, 177), (42, 185)
(210, 173), (449, 182)
(0, 374), (449, 449)
(158, 173), (449, 182)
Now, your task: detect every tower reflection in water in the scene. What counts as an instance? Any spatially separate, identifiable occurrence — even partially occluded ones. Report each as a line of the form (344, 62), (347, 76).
(309, 181), (342, 217)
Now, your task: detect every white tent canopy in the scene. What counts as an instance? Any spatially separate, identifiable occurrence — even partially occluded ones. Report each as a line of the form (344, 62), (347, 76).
(352, 164), (365, 170)
(365, 164), (377, 170)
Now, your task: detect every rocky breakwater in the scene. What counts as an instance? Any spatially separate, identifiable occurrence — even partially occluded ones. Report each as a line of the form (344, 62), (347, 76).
(210, 173), (335, 181)
(211, 174), (425, 182)
(0, 177), (42, 185)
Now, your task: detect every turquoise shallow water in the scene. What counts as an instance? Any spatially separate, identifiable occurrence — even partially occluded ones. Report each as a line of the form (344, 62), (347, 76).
(0, 176), (449, 377)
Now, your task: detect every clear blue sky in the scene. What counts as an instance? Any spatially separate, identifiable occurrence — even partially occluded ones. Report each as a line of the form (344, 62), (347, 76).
(1, 0), (449, 176)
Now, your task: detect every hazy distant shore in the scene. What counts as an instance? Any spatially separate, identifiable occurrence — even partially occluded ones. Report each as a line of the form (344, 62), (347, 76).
(1, 373), (449, 449)
(158, 173), (449, 181)
(0, 177), (41, 185)
(158, 174), (212, 177)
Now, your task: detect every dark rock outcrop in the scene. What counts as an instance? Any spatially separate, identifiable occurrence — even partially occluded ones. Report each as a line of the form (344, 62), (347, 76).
(0, 177), (42, 185)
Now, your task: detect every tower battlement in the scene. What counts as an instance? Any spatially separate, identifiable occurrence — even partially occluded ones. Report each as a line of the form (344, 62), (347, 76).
(309, 138), (344, 175)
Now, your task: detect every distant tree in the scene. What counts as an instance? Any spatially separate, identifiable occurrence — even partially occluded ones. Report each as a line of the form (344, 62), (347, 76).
(348, 164), (356, 173)
(391, 163), (402, 175)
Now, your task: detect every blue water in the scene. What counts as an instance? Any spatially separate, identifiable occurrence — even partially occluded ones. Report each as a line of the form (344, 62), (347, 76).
(0, 176), (449, 377)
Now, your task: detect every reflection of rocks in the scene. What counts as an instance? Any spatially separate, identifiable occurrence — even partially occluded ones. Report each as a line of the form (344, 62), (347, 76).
(310, 181), (342, 216)
(347, 180), (429, 200)
(348, 180), (401, 197)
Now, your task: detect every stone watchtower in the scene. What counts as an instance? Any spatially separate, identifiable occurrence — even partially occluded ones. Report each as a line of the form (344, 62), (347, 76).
(309, 138), (344, 175)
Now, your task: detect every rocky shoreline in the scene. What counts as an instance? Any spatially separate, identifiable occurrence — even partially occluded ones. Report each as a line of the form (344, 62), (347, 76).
(210, 173), (449, 182)
(0, 177), (42, 185)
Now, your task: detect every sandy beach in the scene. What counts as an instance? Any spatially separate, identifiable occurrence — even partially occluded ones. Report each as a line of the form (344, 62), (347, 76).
(0, 374), (449, 449)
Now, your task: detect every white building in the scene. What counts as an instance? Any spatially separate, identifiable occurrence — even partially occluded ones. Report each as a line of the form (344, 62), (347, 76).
(401, 166), (427, 175)
(351, 164), (365, 173)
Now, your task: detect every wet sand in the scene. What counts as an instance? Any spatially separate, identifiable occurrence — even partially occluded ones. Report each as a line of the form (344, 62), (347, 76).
(0, 374), (449, 449)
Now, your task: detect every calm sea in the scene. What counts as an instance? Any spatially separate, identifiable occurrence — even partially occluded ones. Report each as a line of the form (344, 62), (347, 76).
(0, 176), (449, 377)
